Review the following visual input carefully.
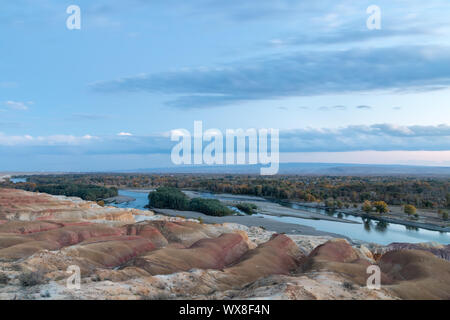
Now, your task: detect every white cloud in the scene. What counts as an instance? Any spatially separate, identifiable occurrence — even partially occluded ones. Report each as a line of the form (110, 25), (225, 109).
(0, 133), (99, 146)
(0, 124), (449, 154)
(4, 100), (31, 111)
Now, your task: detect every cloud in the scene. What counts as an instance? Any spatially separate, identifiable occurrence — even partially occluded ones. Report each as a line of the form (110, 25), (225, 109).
(270, 26), (434, 48)
(3, 100), (31, 110)
(319, 106), (347, 111)
(117, 132), (133, 136)
(68, 113), (111, 121)
(0, 124), (449, 156)
(91, 46), (450, 109)
(0, 133), (98, 147)
(356, 105), (372, 110)
(280, 124), (450, 152)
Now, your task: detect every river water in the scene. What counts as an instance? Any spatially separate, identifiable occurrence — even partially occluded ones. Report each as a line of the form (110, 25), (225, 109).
(113, 190), (450, 245)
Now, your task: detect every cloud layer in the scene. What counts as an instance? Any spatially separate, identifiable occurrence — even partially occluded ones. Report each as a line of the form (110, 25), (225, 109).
(91, 46), (450, 108)
(1, 124), (449, 156)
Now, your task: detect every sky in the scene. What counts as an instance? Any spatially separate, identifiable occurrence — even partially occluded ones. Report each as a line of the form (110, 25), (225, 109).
(0, 0), (450, 171)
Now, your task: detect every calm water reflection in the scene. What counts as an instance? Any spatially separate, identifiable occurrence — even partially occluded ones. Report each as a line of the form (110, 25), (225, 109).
(114, 190), (450, 245)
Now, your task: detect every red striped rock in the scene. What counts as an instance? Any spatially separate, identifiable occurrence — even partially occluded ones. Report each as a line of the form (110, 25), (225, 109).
(66, 236), (157, 268)
(123, 223), (168, 248)
(219, 234), (304, 287)
(133, 232), (250, 275)
(379, 249), (450, 299)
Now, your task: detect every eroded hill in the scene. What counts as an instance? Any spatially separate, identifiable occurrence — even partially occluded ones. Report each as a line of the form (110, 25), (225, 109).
(0, 188), (448, 300)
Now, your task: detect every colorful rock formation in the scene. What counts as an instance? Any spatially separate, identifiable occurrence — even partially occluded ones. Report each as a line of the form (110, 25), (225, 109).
(0, 188), (449, 300)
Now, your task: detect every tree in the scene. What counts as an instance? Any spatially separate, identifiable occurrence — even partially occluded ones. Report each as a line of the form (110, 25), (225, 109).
(373, 201), (389, 214)
(236, 203), (258, 215)
(439, 209), (449, 221)
(189, 198), (233, 216)
(404, 204), (417, 216)
(148, 187), (190, 210)
(362, 200), (373, 213)
(325, 198), (335, 208)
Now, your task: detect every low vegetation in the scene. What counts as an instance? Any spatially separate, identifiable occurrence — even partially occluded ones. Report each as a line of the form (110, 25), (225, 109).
(148, 187), (190, 210)
(235, 203), (258, 215)
(189, 198), (233, 216)
(404, 204), (417, 216)
(19, 270), (46, 287)
(148, 187), (233, 216)
(3, 179), (117, 201)
(4, 173), (450, 219)
(0, 273), (9, 285)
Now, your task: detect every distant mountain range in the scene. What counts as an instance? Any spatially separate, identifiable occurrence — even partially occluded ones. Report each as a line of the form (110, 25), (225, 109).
(119, 163), (450, 176)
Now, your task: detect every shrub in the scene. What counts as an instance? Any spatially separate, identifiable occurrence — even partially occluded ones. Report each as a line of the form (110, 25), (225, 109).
(404, 204), (417, 216)
(19, 270), (46, 287)
(189, 198), (233, 217)
(325, 198), (335, 208)
(148, 187), (190, 210)
(342, 281), (355, 290)
(0, 273), (8, 285)
(235, 203), (258, 215)
(373, 201), (389, 214)
(362, 200), (373, 213)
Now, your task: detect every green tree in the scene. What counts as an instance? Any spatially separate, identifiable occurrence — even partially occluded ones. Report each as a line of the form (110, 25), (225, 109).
(148, 187), (190, 210)
(235, 203), (258, 215)
(439, 209), (449, 221)
(189, 198), (233, 216)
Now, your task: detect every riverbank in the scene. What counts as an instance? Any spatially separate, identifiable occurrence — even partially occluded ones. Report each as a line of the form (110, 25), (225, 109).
(104, 195), (136, 204)
(183, 190), (360, 224)
(151, 208), (349, 239)
(294, 202), (450, 233)
(181, 190), (449, 233)
(116, 189), (450, 245)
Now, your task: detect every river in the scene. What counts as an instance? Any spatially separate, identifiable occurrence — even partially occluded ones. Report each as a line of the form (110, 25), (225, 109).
(112, 190), (450, 245)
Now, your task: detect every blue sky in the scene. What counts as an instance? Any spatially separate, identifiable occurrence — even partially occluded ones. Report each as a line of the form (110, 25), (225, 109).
(1, 0), (450, 171)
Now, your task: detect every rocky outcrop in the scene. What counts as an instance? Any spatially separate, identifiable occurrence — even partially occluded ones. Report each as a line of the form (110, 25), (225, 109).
(0, 222), (124, 261)
(0, 188), (143, 222)
(134, 232), (250, 275)
(0, 188), (449, 300)
(379, 249), (450, 299)
(218, 234), (304, 288)
(383, 242), (450, 261)
(142, 220), (228, 246)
